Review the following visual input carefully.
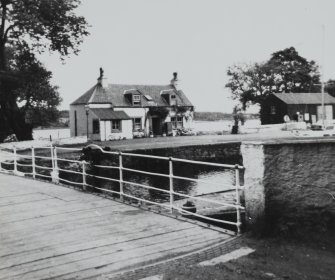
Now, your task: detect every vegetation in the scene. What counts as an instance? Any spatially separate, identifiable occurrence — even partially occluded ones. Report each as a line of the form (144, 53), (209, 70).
(325, 79), (335, 97)
(0, 0), (89, 141)
(226, 47), (321, 123)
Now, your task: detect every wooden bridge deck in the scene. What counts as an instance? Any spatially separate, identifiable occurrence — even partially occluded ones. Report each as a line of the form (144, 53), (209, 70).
(0, 174), (232, 279)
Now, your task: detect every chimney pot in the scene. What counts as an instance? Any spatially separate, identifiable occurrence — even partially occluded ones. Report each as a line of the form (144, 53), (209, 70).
(171, 72), (180, 90)
(97, 67), (104, 86)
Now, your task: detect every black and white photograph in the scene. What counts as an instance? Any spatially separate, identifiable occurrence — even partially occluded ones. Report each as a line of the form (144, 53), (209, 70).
(0, 0), (334, 279)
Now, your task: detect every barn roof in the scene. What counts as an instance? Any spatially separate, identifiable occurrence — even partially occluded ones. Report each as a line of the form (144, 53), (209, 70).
(71, 83), (193, 107)
(272, 92), (335, 105)
(90, 108), (131, 120)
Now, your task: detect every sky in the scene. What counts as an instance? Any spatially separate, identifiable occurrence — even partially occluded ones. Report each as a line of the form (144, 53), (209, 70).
(40, 0), (335, 112)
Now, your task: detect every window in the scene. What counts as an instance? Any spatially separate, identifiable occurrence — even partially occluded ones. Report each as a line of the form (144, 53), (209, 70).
(144, 95), (153, 101)
(170, 94), (177, 105)
(111, 120), (121, 131)
(270, 106), (276, 115)
(133, 94), (141, 105)
(133, 118), (142, 131)
(93, 119), (100, 134)
(171, 116), (183, 129)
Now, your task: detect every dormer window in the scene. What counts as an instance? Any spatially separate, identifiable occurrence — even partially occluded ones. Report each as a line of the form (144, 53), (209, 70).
(170, 94), (177, 105)
(133, 94), (141, 106)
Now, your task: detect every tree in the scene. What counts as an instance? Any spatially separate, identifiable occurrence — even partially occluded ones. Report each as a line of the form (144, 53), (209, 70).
(325, 79), (335, 97)
(14, 48), (62, 128)
(0, 0), (89, 140)
(226, 47), (321, 118)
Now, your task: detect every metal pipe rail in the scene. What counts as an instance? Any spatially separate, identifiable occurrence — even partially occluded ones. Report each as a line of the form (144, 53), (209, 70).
(0, 144), (245, 233)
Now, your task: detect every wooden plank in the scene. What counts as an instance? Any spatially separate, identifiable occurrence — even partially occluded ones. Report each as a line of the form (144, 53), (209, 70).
(0, 173), (233, 279)
(0, 213), (195, 257)
(0, 224), (201, 273)
(0, 229), (224, 279)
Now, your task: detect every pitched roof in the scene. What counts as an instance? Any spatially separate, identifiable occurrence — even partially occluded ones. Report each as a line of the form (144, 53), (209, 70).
(90, 109), (131, 120)
(71, 83), (193, 107)
(272, 92), (335, 105)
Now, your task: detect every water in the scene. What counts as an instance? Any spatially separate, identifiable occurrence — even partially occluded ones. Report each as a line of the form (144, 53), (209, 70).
(33, 128), (70, 140)
(31, 119), (261, 140)
(31, 120), (246, 202)
(79, 151), (237, 204)
(192, 119), (260, 133)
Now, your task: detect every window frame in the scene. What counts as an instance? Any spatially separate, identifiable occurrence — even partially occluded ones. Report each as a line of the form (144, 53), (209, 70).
(270, 105), (276, 115)
(171, 116), (183, 129)
(132, 94), (141, 106)
(133, 118), (142, 131)
(111, 120), (122, 132)
(92, 119), (100, 134)
(170, 94), (177, 105)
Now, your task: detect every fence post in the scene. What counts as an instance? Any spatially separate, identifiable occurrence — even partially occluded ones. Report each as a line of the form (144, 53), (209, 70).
(119, 151), (124, 201)
(50, 144), (54, 170)
(235, 164), (242, 234)
(51, 146), (59, 184)
(13, 146), (18, 174)
(169, 157), (174, 213)
(82, 161), (87, 191)
(31, 147), (36, 179)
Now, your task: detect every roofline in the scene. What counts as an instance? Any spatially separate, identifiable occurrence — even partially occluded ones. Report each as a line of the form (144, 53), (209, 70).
(98, 118), (132, 120)
(71, 103), (193, 108)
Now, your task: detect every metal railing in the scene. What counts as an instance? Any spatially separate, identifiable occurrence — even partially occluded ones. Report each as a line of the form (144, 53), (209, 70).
(0, 144), (245, 233)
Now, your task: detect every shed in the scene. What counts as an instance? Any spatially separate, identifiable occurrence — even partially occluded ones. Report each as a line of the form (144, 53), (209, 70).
(261, 92), (335, 124)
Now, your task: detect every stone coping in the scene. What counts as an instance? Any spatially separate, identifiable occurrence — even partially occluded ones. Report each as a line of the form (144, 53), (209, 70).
(242, 137), (335, 146)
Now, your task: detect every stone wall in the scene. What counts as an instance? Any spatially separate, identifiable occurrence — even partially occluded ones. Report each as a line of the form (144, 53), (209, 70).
(129, 142), (242, 165)
(242, 139), (335, 235)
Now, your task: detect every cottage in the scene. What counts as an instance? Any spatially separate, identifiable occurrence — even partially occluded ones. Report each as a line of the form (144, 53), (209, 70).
(261, 92), (335, 124)
(70, 70), (194, 140)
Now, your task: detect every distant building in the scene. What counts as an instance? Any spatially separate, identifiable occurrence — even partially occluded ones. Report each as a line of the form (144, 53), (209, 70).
(70, 71), (194, 141)
(261, 92), (335, 124)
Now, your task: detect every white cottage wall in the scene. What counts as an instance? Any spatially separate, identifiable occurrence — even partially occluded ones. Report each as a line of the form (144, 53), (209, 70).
(100, 119), (133, 141)
(114, 107), (150, 133)
(70, 104), (87, 137)
(70, 105), (103, 139)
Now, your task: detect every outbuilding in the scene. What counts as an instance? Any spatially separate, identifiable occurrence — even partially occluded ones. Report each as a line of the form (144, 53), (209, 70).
(261, 92), (335, 124)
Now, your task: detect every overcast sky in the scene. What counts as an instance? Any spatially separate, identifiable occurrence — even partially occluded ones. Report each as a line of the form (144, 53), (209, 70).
(40, 0), (335, 112)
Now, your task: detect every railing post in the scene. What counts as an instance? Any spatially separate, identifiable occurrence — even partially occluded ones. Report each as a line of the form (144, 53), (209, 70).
(235, 164), (242, 234)
(31, 147), (36, 179)
(51, 146), (59, 184)
(82, 161), (87, 191)
(169, 157), (174, 213)
(119, 151), (124, 201)
(50, 144), (54, 170)
(13, 146), (18, 174)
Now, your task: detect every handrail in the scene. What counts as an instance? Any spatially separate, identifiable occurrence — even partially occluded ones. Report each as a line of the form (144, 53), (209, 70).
(0, 144), (245, 233)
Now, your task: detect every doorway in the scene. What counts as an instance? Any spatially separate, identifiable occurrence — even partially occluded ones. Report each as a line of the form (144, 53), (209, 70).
(317, 105), (333, 121)
(152, 117), (161, 135)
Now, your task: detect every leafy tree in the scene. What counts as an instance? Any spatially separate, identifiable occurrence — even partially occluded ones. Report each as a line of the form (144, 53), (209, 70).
(0, 0), (89, 140)
(14, 48), (62, 128)
(226, 47), (321, 112)
(325, 79), (335, 97)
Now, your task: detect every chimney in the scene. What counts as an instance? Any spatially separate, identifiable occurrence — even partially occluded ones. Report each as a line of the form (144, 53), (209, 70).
(97, 67), (104, 86)
(170, 72), (179, 90)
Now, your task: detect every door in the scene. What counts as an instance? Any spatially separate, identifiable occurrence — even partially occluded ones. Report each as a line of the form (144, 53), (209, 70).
(152, 118), (161, 135)
(317, 105), (333, 121)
